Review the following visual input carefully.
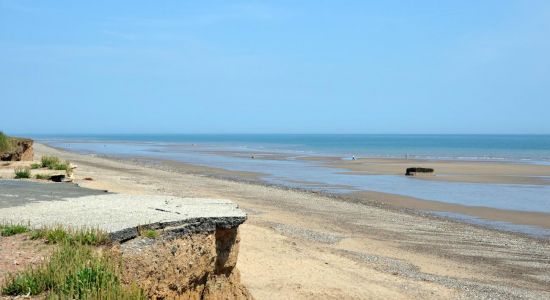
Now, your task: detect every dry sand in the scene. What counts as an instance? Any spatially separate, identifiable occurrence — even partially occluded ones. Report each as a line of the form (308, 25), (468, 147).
(4, 144), (549, 299)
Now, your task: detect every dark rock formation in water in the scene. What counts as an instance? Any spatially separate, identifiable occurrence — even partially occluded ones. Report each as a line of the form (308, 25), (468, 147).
(405, 167), (434, 176)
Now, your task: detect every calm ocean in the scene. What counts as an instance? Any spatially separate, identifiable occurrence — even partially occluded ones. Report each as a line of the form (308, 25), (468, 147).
(34, 134), (550, 164)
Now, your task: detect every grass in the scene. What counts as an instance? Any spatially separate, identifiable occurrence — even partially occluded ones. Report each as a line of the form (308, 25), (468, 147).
(14, 167), (31, 179)
(0, 223), (108, 246)
(2, 241), (145, 299)
(30, 226), (110, 246)
(0, 131), (11, 152)
(35, 174), (51, 180)
(140, 229), (158, 239)
(30, 163), (43, 169)
(40, 156), (60, 169)
(52, 161), (70, 171)
(40, 156), (71, 171)
(0, 223), (29, 236)
(1, 226), (144, 299)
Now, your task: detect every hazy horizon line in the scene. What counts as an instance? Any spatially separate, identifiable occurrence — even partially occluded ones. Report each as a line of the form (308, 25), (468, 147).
(12, 132), (550, 136)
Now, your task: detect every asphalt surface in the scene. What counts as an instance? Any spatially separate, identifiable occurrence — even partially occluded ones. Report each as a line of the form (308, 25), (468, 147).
(0, 179), (108, 208)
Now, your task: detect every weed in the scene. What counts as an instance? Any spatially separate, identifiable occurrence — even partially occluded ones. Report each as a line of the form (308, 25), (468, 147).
(0, 132), (11, 152)
(141, 229), (158, 239)
(52, 161), (70, 171)
(40, 156), (71, 171)
(40, 156), (60, 169)
(14, 167), (31, 179)
(30, 226), (109, 246)
(30, 163), (42, 169)
(35, 174), (51, 180)
(0, 223), (29, 236)
(1, 241), (145, 299)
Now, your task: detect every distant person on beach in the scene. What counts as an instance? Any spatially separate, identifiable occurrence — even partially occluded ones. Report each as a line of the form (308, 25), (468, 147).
(352, 155), (356, 160)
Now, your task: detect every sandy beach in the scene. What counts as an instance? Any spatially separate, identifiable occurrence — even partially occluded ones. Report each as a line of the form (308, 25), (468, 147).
(4, 143), (542, 299)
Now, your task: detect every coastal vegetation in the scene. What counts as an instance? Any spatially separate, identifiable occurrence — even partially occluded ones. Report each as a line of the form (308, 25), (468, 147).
(1, 225), (144, 299)
(14, 167), (31, 179)
(0, 223), (29, 236)
(140, 228), (158, 239)
(0, 132), (11, 152)
(40, 155), (60, 168)
(30, 226), (109, 246)
(52, 161), (70, 171)
(40, 155), (70, 170)
(8, 155), (72, 180)
(35, 174), (51, 180)
(0, 132), (33, 161)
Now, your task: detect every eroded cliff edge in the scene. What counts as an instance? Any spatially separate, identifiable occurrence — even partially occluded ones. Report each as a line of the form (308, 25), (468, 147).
(0, 183), (252, 299)
(0, 136), (34, 161)
(117, 227), (250, 299)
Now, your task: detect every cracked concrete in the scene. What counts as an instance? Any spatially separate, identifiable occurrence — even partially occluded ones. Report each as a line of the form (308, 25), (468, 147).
(0, 180), (246, 241)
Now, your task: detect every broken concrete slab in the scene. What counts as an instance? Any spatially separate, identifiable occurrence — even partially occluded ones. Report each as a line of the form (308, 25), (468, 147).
(0, 180), (246, 241)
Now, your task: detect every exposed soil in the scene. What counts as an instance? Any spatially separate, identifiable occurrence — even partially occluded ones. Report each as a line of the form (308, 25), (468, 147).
(117, 229), (251, 299)
(0, 234), (53, 286)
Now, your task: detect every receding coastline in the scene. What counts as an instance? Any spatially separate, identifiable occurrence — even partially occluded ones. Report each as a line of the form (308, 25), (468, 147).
(115, 156), (550, 233)
(4, 142), (549, 298)
(13, 142), (550, 299)
(42, 142), (550, 237)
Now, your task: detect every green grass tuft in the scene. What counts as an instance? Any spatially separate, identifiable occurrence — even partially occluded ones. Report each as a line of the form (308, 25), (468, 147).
(40, 156), (70, 171)
(0, 223), (29, 236)
(30, 226), (109, 246)
(35, 174), (51, 180)
(1, 241), (145, 299)
(141, 229), (158, 239)
(30, 163), (42, 169)
(14, 167), (31, 179)
(1, 227), (142, 298)
(40, 156), (60, 169)
(52, 161), (70, 171)
(0, 131), (11, 152)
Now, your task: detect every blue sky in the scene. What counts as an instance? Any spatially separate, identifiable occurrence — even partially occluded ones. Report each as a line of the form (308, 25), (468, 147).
(1, 1), (549, 134)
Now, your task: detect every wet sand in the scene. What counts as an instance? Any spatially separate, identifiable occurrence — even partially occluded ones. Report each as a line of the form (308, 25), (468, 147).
(303, 156), (550, 185)
(348, 191), (550, 230)
(110, 152), (550, 231)
(15, 143), (548, 299)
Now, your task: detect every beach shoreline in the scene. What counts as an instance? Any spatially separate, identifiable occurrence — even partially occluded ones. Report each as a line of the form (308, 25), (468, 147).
(17, 143), (550, 299)
(42, 142), (550, 236)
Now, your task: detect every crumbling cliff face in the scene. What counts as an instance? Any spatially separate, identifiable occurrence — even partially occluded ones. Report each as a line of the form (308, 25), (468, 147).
(0, 138), (33, 161)
(115, 226), (251, 300)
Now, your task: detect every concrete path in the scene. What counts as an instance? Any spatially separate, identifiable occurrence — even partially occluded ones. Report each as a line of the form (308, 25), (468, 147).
(0, 180), (246, 241)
